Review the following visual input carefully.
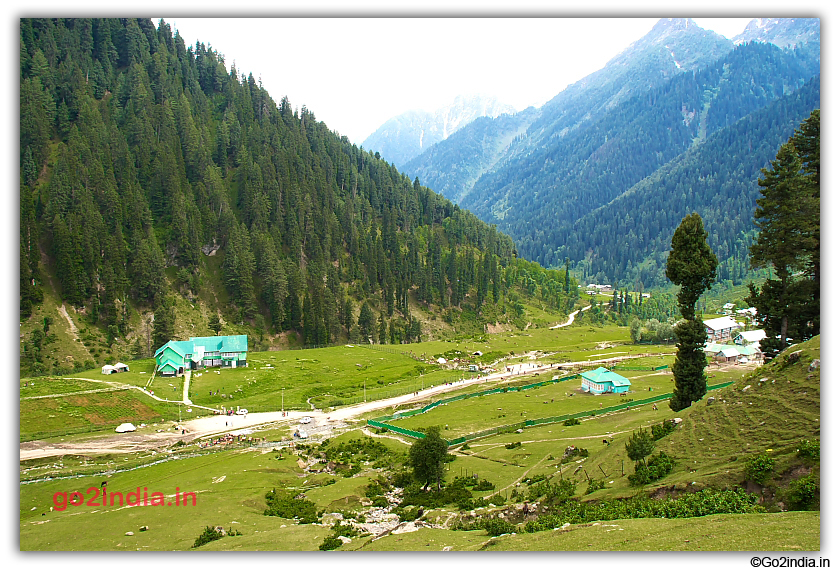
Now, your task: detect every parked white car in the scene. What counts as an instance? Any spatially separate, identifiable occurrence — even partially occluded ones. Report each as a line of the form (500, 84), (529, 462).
(300, 416), (312, 424)
(236, 408), (248, 415)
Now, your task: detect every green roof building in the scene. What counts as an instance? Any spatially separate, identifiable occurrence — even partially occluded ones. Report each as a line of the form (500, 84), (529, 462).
(154, 335), (248, 376)
(580, 366), (631, 394)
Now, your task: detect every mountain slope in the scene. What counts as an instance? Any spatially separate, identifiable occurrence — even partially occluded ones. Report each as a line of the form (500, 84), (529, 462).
(361, 95), (517, 168)
(559, 74), (820, 288)
(461, 39), (818, 269)
(401, 107), (539, 204)
(18, 18), (579, 378)
(402, 18), (734, 213)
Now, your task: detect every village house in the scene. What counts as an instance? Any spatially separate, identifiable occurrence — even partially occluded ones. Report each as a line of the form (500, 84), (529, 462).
(703, 342), (762, 363)
(154, 335), (248, 377)
(703, 316), (740, 342)
(580, 367), (631, 394)
(734, 329), (767, 346)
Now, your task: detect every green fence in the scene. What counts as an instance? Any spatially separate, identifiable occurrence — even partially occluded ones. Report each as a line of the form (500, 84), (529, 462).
(367, 380), (734, 446)
(610, 364), (671, 371)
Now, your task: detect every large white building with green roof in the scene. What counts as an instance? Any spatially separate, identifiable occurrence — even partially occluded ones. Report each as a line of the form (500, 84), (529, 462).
(580, 366), (631, 394)
(154, 335), (248, 377)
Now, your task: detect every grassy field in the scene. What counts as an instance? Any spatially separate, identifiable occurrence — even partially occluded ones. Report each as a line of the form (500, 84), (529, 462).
(19, 323), (819, 552)
(351, 511), (819, 551)
(385, 370), (679, 438)
(24, 322), (675, 439)
(20, 388), (204, 442)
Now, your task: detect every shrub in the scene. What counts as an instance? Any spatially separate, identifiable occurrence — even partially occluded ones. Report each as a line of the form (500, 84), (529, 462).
(473, 479), (495, 491)
(650, 419), (677, 440)
(319, 536), (343, 551)
(797, 440), (820, 461)
(563, 417), (581, 426)
(484, 519), (516, 536)
(585, 479), (606, 495)
(628, 452), (676, 486)
(487, 494), (506, 506)
(192, 526), (225, 548)
(625, 428), (655, 462)
(520, 488), (762, 531)
(505, 441), (522, 449)
(744, 453), (775, 485)
(263, 490), (319, 524)
(393, 506), (422, 521)
(786, 473), (819, 510)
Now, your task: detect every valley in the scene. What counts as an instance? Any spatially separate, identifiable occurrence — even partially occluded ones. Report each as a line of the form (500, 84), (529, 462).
(18, 17), (820, 555)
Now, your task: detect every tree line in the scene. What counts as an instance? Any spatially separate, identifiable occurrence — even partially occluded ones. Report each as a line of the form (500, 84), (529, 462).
(19, 18), (576, 366)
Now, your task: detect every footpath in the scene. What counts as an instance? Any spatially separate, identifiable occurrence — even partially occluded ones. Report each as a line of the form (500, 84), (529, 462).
(19, 351), (653, 461)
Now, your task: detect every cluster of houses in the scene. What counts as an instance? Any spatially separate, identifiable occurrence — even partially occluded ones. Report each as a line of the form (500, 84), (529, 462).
(703, 315), (765, 364)
(153, 335), (248, 377)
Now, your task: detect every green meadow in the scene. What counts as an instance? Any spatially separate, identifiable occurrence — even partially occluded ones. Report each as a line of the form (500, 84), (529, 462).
(19, 324), (820, 552)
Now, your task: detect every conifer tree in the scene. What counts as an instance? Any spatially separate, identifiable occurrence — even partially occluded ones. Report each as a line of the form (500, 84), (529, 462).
(666, 213), (718, 411)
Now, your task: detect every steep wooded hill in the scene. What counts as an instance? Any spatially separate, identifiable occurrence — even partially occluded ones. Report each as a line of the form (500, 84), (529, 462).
(18, 18), (578, 377)
(462, 40), (819, 271)
(557, 75), (821, 289)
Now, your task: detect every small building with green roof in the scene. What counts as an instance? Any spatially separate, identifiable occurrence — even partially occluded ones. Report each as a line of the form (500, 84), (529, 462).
(154, 335), (248, 377)
(580, 366), (631, 394)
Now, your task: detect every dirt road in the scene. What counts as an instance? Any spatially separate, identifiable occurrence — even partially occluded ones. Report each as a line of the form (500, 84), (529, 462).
(20, 352), (654, 461)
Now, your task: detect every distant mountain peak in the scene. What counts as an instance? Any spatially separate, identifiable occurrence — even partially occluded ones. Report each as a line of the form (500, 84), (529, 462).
(734, 18), (820, 48)
(361, 94), (517, 168)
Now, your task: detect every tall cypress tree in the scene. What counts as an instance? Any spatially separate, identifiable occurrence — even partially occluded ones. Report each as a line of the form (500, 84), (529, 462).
(666, 213), (718, 411)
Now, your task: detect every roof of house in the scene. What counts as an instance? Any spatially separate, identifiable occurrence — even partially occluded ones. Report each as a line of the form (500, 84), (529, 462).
(580, 367), (631, 387)
(155, 335), (249, 360)
(154, 340), (188, 359)
(711, 345), (758, 357)
(189, 335), (248, 352)
(703, 316), (740, 331)
(737, 330), (767, 342)
(717, 347), (741, 358)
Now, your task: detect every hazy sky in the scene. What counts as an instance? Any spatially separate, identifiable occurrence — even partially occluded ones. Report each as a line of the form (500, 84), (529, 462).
(161, 17), (754, 144)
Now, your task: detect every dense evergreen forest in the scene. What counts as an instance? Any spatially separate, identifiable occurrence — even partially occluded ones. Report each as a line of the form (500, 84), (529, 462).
(459, 40), (819, 286)
(560, 75), (820, 289)
(19, 18), (579, 369)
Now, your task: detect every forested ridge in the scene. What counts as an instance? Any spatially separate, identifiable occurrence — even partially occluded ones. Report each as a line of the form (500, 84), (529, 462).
(19, 18), (578, 374)
(458, 40), (819, 284)
(559, 75), (820, 289)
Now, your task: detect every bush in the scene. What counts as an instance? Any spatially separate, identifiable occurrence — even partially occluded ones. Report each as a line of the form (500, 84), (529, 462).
(263, 490), (319, 524)
(192, 526), (225, 548)
(319, 536), (343, 551)
(585, 479), (606, 495)
(505, 441), (522, 449)
(563, 417), (581, 426)
(393, 506), (423, 521)
(797, 440), (820, 461)
(484, 519), (516, 536)
(628, 452), (676, 486)
(520, 488), (763, 531)
(487, 494), (506, 506)
(473, 479), (495, 491)
(650, 419), (677, 440)
(744, 453), (775, 485)
(786, 473), (819, 510)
